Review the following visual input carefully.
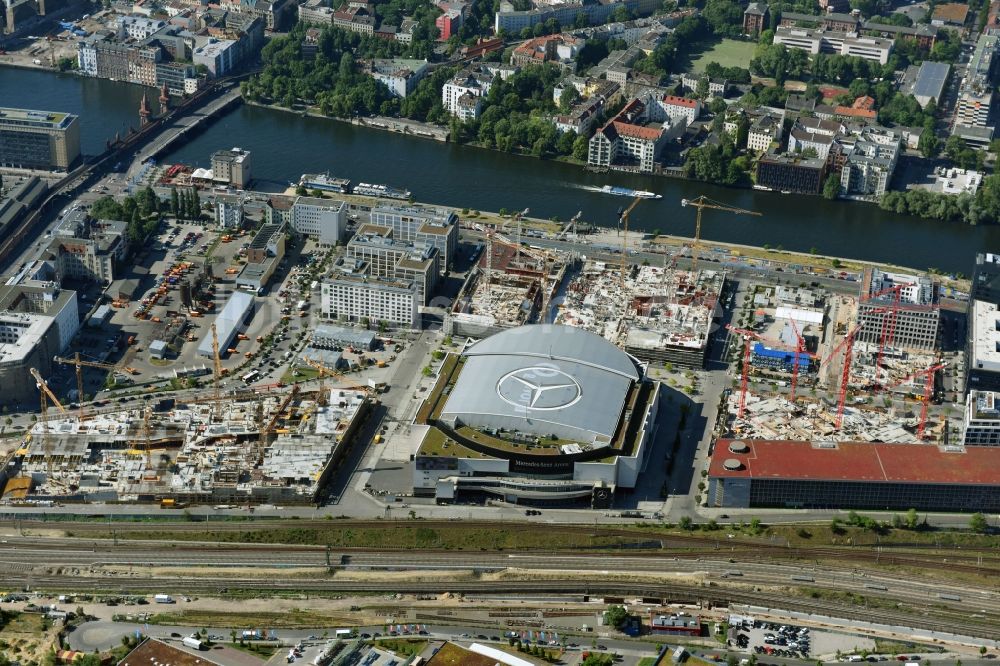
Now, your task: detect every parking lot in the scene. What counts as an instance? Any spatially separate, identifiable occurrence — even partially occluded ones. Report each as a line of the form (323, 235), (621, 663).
(730, 619), (876, 660)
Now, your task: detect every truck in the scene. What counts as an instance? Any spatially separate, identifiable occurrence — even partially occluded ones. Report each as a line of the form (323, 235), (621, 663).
(297, 300), (308, 311)
(154, 594), (174, 604)
(182, 636), (204, 650)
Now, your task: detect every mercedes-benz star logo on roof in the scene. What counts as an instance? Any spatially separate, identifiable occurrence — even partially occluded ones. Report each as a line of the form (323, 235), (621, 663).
(496, 365), (582, 411)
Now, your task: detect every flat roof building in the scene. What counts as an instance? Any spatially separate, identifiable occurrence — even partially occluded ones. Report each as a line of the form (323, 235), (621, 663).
(909, 61), (950, 108)
(967, 299), (1000, 391)
(291, 196), (346, 245)
(708, 438), (1000, 512)
(321, 270), (420, 329)
(197, 291), (255, 357)
(0, 107), (81, 170)
(856, 268), (939, 351)
(963, 390), (1000, 446)
(370, 204), (458, 274)
(210, 146), (252, 188)
(0, 284), (79, 409)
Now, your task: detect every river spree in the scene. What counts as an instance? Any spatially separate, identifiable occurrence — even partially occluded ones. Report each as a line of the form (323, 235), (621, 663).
(2, 67), (998, 274)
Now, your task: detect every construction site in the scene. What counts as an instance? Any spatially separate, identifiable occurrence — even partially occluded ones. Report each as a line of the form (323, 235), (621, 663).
(555, 260), (726, 368)
(724, 269), (948, 444)
(2, 364), (373, 505)
(445, 232), (573, 338)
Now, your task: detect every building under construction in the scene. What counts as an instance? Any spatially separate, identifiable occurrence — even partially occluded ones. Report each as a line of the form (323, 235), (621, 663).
(1, 386), (371, 505)
(444, 235), (573, 338)
(556, 261), (726, 368)
(855, 268), (940, 351)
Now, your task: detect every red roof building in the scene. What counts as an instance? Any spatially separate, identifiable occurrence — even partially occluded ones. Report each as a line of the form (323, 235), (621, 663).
(707, 439), (1000, 512)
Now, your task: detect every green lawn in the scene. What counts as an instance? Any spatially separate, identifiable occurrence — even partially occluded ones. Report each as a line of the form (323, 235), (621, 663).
(687, 39), (758, 73)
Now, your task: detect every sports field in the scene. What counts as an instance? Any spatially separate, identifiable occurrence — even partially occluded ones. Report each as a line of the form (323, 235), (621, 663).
(688, 38), (758, 73)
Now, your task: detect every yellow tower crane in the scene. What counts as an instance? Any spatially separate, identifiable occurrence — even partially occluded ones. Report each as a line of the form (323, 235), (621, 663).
(680, 196), (761, 274)
(54, 353), (138, 423)
(211, 323), (223, 420)
(617, 197), (644, 288)
(29, 367), (67, 477)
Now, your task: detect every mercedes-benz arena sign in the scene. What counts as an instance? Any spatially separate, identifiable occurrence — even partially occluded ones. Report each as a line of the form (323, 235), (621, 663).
(496, 363), (582, 411)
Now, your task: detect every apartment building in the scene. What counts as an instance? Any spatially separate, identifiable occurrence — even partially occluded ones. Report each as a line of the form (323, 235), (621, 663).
(743, 2), (768, 35)
(370, 58), (428, 98)
(659, 95), (701, 124)
(756, 153), (826, 194)
(838, 126), (901, 197)
(747, 113), (783, 152)
(43, 215), (127, 285)
(442, 66), (499, 119)
(290, 196), (347, 245)
(510, 34), (585, 70)
(493, 0), (660, 34)
(956, 34), (998, 132)
(588, 96), (685, 173)
(215, 194), (244, 229)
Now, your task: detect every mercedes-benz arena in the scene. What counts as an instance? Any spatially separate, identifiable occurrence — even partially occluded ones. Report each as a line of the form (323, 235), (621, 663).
(412, 324), (662, 507)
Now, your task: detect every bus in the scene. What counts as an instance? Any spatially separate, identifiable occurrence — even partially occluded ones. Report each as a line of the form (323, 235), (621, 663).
(334, 629), (355, 639)
(242, 370), (260, 384)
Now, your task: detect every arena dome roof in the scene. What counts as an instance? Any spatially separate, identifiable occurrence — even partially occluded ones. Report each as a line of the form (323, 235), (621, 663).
(439, 325), (643, 445)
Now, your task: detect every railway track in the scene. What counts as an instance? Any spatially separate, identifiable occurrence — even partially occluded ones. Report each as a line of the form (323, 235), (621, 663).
(18, 519), (1000, 577)
(4, 574), (997, 641)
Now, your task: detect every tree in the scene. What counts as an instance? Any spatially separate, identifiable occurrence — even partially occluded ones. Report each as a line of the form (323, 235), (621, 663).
(602, 605), (629, 629)
(905, 507), (919, 529)
(822, 174), (841, 200)
(559, 86), (580, 113)
(679, 515), (694, 530)
(572, 134), (589, 161)
(170, 187), (179, 216)
(969, 512), (988, 533)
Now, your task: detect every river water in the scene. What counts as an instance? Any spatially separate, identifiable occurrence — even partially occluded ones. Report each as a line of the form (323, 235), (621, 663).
(2, 66), (998, 274)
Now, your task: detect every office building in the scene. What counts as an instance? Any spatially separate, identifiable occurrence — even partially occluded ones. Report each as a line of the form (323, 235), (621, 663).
(773, 26), (893, 64)
(0, 107), (80, 170)
(321, 272), (420, 329)
(291, 197), (346, 245)
(755, 153), (826, 195)
(210, 147), (252, 188)
(193, 38), (239, 76)
(963, 390), (1000, 446)
(0, 284), (79, 409)
(236, 222), (285, 292)
(971, 252), (1000, 303)
(412, 324), (661, 506)
(968, 299), (1000, 391)
(856, 268), (939, 351)
(369, 204), (458, 274)
(346, 227), (439, 304)
(955, 34), (998, 133)
(709, 439), (1000, 512)
(43, 219), (127, 285)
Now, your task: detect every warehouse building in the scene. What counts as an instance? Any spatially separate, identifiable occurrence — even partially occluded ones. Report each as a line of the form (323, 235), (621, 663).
(413, 324), (662, 506)
(197, 291), (255, 357)
(707, 439), (1000, 512)
(0, 107), (81, 170)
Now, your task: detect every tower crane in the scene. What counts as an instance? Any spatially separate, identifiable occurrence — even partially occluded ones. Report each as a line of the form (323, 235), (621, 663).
(303, 356), (334, 406)
(211, 323), (223, 420)
(816, 323), (864, 430)
(29, 367), (67, 477)
(680, 196), (761, 274)
(54, 353), (138, 422)
(725, 325), (814, 420)
(617, 197), (644, 288)
(881, 360), (947, 440)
